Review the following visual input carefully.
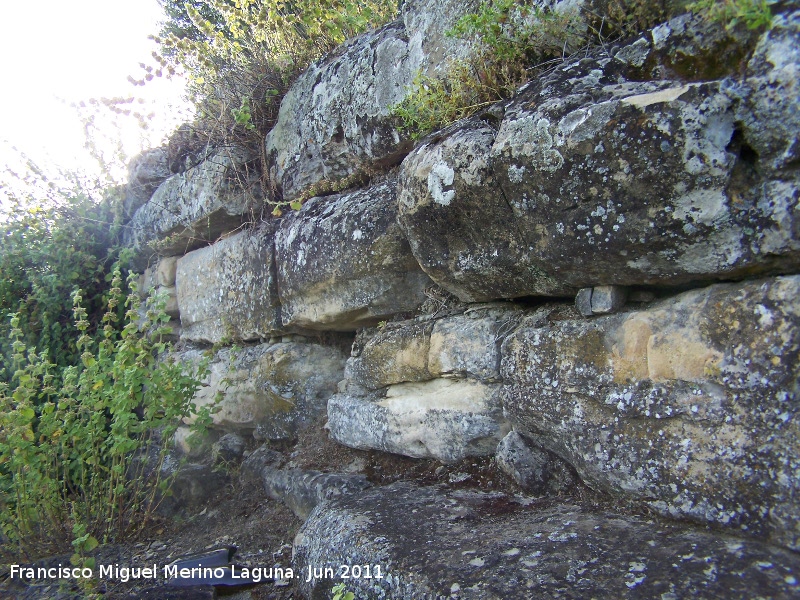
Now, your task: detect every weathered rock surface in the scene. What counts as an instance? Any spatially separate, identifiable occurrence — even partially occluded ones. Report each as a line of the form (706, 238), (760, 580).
(294, 482), (800, 599)
(125, 147), (261, 269)
(275, 179), (431, 330)
(495, 430), (577, 495)
(332, 307), (524, 461)
(503, 275), (800, 549)
(123, 147), (171, 218)
(328, 378), (509, 463)
(180, 341), (346, 440)
(398, 17), (800, 301)
(261, 467), (370, 519)
(264, 0), (481, 201)
(176, 226), (279, 343)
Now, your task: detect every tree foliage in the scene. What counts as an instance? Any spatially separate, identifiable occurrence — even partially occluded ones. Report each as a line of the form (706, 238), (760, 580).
(0, 187), (125, 379)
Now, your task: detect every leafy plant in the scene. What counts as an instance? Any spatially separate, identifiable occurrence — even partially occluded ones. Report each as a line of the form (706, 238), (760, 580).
(332, 582), (355, 600)
(142, 0), (398, 213)
(0, 267), (212, 558)
(0, 183), (125, 379)
(688, 0), (775, 29)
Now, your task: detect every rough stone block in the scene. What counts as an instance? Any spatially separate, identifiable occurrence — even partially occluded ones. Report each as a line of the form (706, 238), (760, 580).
(265, 0), (481, 201)
(125, 147), (261, 269)
(503, 275), (800, 549)
(275, 179), (431, 331)
(176, 226), (279, 344)
(261, 467), (371, 519)
(179, 341), (346, 440)
(590, 285), (628, 314)
(294, 482), (800, 599)
(327, 379), (509, 463)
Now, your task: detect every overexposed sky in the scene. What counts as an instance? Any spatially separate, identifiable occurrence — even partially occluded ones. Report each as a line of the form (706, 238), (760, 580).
(0, 0), (189, 197)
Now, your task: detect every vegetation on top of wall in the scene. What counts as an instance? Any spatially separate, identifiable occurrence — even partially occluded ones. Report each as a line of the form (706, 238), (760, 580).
(141, 0), (397, 204)
(391, 0), (774, 141)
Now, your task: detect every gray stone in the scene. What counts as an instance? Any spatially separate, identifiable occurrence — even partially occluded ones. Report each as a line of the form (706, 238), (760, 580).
(397, 22), (800, 302)
(495, 430), (576, 495)
(168, 463), (230, 509)
(428, 305), (521, 382)
(125, 147), (261, 269)
(180, 341), (346, 440)
(575, 287), (594, 316)
(328, 378), (510, 463)
(123, 147), (171, 218)
(294, 482), (800, 599)
(502, 275), (800, 550)
(176, 225), (279, 344)
(261, 467), (371, 519)
(239, 445), (285, 487)
(265, 0), (481, 201)
(345, 321), (434, 390)
(590, 285), (628, 314)
(212, 433), (246, 464)
(275, 179), (431, 331)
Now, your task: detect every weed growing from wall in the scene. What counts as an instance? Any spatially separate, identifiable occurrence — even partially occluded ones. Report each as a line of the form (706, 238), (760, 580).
(391, 0), (773, 141)
(139, 0), (398, 214)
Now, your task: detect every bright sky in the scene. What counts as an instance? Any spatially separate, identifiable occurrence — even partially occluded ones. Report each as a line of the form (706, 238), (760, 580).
(0, 0), (191, 205)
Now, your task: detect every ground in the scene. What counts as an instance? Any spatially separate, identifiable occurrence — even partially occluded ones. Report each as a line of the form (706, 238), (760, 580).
(0, 420), (626, 600)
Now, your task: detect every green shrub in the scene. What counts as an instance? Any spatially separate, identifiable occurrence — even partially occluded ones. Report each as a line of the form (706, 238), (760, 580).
(0, 267), (213, 558)
(0, 186), (125, 379)
(688, 0), (775, 29)
(144, 0), (397, 212)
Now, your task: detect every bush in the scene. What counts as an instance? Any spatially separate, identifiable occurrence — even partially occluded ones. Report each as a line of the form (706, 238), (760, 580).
(0, 185), (125, 379)
(391, 0), (703, 140)
(0, 267), (213, 558)
(144, 0), (397, 212)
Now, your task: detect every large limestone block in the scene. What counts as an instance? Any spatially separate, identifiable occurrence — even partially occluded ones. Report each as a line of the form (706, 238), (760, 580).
(294, 482), (800, 599)
(398, 25), (800, 301)
(328, 378), (509, 463)
(176, 226), (279, 344)
(346, 321), (434, 390)
(732, 9), (800, 175)
(123, 147), (171, 218)
(428, 304), (522, 382)
(181, 341), (346, 441)
(275, 179), (431, 330)
(125, 147), (261, 268)
(502, 276), (800, 550)
(264, 0), (481, 201)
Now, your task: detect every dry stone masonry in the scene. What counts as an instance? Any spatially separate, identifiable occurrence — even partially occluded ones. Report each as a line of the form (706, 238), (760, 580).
(121, 1), (800, 597)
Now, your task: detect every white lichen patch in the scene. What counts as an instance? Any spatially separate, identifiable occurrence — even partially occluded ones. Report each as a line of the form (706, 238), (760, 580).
(427, 161), (456, 206)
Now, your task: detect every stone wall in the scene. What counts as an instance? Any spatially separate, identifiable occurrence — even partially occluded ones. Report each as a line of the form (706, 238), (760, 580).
(122, 1), (800, 596)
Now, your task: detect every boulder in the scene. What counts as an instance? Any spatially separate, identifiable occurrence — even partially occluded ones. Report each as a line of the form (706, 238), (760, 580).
(264, 0), (481, 201)
(294, 482), (800, 599)
(502, 276), (800, 550)
(180, 341), (346, 440)
(345, 321), (434, 390)
(495, 430), (577, 495)
(328, 378), (509, 463)
(261, 467), (371, 519)
(397, 20), (800, 301)
(123, 147), (171, 218)
(125, 147), (262, 269)
(176, 225), (279, 344)
(275, 179), (431, 330)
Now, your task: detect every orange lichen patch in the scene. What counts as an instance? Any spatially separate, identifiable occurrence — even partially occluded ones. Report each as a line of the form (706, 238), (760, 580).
(647, 331), (724, 382)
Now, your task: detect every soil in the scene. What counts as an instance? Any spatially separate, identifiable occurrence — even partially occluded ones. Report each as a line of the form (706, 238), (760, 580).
(0, 419), (622, 600)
